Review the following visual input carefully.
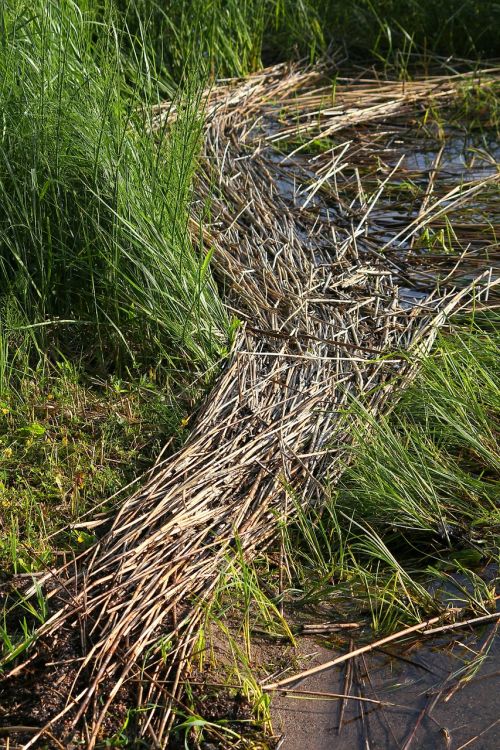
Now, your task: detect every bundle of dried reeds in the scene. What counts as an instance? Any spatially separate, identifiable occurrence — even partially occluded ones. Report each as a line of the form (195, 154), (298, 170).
(2, 64), (497, 749)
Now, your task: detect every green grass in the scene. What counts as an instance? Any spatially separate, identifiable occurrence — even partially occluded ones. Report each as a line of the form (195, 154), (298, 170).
(0, 1), (498, 744)
(0, 355), (188, 575)
(0, 0), (228, 384)
(0, 0), (232, 587)
(115, 0), (500, 83)
(116, 0), (324, 80)
(334, 0), (500, 65)
(284, 315), (500, 632)
(344, 316), (499, 534)
(0, 2), (230, 587)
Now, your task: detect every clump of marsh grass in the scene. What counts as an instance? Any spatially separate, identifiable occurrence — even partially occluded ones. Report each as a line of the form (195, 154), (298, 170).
(116, 0), (325, 81)
(116, 0), (500, 82)
(398, 316), (499, 475)
(285, 316), (499, 631)
(0, 0), (228, 383)
(341, 317), (499, 540)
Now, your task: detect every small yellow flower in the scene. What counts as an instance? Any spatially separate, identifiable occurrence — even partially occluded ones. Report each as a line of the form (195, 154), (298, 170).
(47, 393), (54, 401)
(180, 416), (190, 428)
(77, 533), (85, 543)
(1, 407), (9, 415)
(61, 436), (68, 446)
(3, 447), (13, 458)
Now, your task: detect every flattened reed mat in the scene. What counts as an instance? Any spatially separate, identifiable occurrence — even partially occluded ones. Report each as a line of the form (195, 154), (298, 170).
(1, 64), (498, 748)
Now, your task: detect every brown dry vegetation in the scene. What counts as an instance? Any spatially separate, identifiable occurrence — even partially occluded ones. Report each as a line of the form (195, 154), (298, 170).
(1, 65), (498, 748)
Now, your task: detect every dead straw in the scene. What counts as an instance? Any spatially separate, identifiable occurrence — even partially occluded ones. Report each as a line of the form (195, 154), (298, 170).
(2, 63), (498, 749)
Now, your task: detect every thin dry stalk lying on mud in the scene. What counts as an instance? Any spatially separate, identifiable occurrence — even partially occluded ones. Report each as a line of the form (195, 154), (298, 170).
(1, 65), (498, 748)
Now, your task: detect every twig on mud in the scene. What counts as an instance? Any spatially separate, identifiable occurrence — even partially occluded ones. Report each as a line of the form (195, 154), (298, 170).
(354, 657), (372, 750)
(337, 636), (355, 736)
(301, 622), (360, 634)
(273, 687), (396, 706)
(401, 694), (433, 750)
(361, 652), (400, 747)
(455, 718), (500, 750)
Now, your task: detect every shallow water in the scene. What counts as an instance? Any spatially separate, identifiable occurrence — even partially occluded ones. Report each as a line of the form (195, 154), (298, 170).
(273, 615), (500, 749)
(401, 132), (500, 183)
(272, 569), (500, 749)
(263, 121), (500, 748)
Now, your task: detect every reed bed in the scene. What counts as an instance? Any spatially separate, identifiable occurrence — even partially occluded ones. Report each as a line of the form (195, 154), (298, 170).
(1, 65), (498, 748)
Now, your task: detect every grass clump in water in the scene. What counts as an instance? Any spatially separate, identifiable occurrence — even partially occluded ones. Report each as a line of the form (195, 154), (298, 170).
(284, 316), (499, 632)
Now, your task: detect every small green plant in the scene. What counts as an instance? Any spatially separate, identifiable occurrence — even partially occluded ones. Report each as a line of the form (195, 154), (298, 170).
(174, 712), (245, 749)
(0, 583), (48, 668)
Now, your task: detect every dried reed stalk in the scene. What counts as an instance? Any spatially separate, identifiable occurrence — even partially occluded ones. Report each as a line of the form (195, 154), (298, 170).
(1, 64), (497, 749)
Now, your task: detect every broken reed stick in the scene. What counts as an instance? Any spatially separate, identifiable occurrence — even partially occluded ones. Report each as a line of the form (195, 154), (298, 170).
(301, 622), (359, 634)
(422, 611), (500, 636)
(353, 657), (372, 750)
(0, 727), (39, 736)
(455, 718), (500, 750)
(274, 688), (395, 706)
(263, 608), (500, 692)
(361, 651), (400, 747)
(0, 728), (66, 750)
(337, 636), (354, 737)
(401, 694), (433, 750)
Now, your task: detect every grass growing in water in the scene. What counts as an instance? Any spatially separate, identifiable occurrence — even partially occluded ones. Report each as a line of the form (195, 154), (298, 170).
(116, 0), (500, 82)
(285, 315), (499, 632)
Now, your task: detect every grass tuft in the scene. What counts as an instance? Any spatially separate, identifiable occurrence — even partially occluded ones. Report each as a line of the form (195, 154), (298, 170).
(0, 0), (228, 382)
(285, 316), (499, 631)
